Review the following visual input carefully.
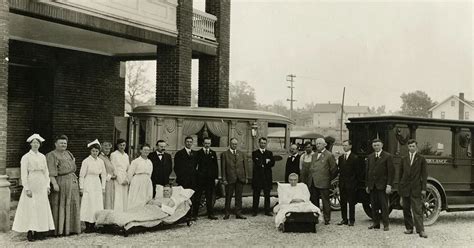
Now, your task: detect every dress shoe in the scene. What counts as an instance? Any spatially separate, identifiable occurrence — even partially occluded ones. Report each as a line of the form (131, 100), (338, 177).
(236, 215), (247, 220)
(223, 214), (230, 220)
(27, 231), (35, 242)
(252, 212), (258, 217)
(324, 221), (330, 225)
(337, 220), (348, 225)
(383, 226), (389, 231)
(264, 212), (273, 217)
(404, 230), (414, 234)
(348, 222), (354, 226)
(368, 225), (380, 229)
(208, 215), (218, 220)
(419, 231), (428, 238)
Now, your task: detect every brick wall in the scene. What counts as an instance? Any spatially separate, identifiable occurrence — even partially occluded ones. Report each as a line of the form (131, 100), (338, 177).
(0, 0), (9, 176)
(156, 0), (192, 106)
(198, 0), (230, 108)
(7, 40), (124, 172)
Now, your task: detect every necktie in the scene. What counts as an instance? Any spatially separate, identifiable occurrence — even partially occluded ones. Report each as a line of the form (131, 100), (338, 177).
(206, 149), (209, 155)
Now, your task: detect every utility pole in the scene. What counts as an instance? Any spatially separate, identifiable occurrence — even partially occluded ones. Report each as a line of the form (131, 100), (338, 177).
(340, 87), (346, 142)
(286, 74), (296, 120)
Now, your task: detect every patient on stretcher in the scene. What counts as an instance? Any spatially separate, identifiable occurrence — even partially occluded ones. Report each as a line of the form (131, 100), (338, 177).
(95, 185), (194, 231)
(274, 173), (321, 229)
(148, 185), (176, 214)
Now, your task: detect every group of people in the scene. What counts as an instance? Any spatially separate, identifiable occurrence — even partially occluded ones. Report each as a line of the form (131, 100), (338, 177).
(282, 137), (428, 238)
(11, 132), (428, 241)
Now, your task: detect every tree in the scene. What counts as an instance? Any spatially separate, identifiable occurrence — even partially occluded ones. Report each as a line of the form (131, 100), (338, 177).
(368, 105), (386, 116)
(191, 88), (198, 107)
(125, 61), (154, 111)
(229, 81), (257, 110)
(400, 91), (436, 117)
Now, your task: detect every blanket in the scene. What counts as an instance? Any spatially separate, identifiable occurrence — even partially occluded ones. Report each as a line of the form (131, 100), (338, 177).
(274, 183), (320, 229)
(95, 187), (194, 230)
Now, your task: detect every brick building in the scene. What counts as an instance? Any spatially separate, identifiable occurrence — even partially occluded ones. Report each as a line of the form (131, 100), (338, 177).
(0, 0), (230, 231)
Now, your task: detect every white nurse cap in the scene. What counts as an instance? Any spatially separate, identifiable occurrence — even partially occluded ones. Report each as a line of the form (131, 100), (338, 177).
(26, 134), (45, 143)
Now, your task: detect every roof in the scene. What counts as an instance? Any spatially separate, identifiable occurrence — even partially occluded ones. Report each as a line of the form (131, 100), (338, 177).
(344, 106), (370, 113)
(314, 103), (369, 113)
(130, 105), (294, 124)
(314, 104), (341, 113)
(347, 115), (474, 128)
(268, 130), (324, 139)
(429, 95), (474, 112)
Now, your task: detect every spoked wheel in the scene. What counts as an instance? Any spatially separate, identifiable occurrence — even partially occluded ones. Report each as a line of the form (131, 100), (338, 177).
(329, 178), (341, 211)
(423, 183), (442, 226)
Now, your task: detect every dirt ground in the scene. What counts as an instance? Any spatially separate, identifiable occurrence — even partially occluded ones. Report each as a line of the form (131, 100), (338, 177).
(1, 197), (473, 247)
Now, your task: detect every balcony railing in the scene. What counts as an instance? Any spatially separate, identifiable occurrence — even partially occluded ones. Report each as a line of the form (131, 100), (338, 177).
(192, 9), (217, 42)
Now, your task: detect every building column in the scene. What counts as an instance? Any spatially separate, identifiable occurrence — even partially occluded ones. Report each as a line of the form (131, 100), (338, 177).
(198, 0), (230, 108)
(0, 0), (10, 233)
(156, 0), (193, 106)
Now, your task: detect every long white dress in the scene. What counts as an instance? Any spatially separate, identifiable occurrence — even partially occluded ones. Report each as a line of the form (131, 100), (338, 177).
(12, 150), (55, 232)
(79, 155), (107, 222)
(111, 150), (130, 212)
(127, 156), (153, 210)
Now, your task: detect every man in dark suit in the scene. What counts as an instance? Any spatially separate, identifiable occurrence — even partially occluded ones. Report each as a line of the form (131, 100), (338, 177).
(221, 138), (247, 220)
(251, 137), (275, 216)
(148, 139), (172, 197)
(174, 136), (197, 189)
(301, 138), (337, 225)
(285, 144), (300, 183)
(366, 138), (394, 231)
(399, 139), (428, 238)
(337, 140), (360, 226)
(193, 137), (219, 220)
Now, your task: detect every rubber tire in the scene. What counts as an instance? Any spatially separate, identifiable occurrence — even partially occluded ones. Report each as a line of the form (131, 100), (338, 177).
(423, 183), (442, 226)
(329, 178), (341, 211)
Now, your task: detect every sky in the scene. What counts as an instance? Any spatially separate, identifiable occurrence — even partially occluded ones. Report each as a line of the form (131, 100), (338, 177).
(148, 0), (474, 112)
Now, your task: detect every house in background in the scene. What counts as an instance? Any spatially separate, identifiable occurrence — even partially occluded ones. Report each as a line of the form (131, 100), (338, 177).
(312, 103), (370, 129)
(308, 103), (369, 142)
(429, 93), (474, 120)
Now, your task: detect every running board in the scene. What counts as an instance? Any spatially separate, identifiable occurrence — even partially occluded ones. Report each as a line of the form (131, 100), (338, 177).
(446, 204), (474, 212)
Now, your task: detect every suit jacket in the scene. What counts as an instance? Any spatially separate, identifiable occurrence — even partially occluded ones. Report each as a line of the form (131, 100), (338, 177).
(251, 149), (275, 190)
(173, 148), (197, 188)
(398, 152), (428, 197)
(196, 148), (218, 183)
(221, 149), (247, 184)
(365, 150), (395, 190)
(148, 151), (172, 187)
(285, 154), (301, 183)
(301, 149), (337, 189)
(337, 152), (360, 190)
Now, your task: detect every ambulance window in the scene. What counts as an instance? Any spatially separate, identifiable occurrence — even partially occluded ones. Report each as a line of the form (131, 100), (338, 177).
(416, 127), (452, 157)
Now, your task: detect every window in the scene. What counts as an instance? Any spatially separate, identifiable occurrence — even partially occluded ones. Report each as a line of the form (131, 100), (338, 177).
(465, 112), (469, 120)
(416, 127), (452, 157)
(267, 125), (287, 150)
(441, 112), (445, 119)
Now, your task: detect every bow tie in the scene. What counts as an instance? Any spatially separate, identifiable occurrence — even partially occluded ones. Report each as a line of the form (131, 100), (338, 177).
(157, 153), (163, 156)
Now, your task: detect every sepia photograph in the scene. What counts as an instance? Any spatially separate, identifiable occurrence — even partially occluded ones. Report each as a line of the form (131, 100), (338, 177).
(0, 0), (473, 247)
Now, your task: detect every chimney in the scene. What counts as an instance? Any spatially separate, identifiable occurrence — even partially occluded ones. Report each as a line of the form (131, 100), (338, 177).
(459, 92), (464, 120)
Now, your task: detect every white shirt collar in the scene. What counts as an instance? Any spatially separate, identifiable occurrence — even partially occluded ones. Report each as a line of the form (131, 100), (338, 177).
(260, 148), (265, 153)
(409, 151), (416, 157)
(185, 147), (192, 153)
(230, 149), (236, 154)
(346, 151), (351, 156)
